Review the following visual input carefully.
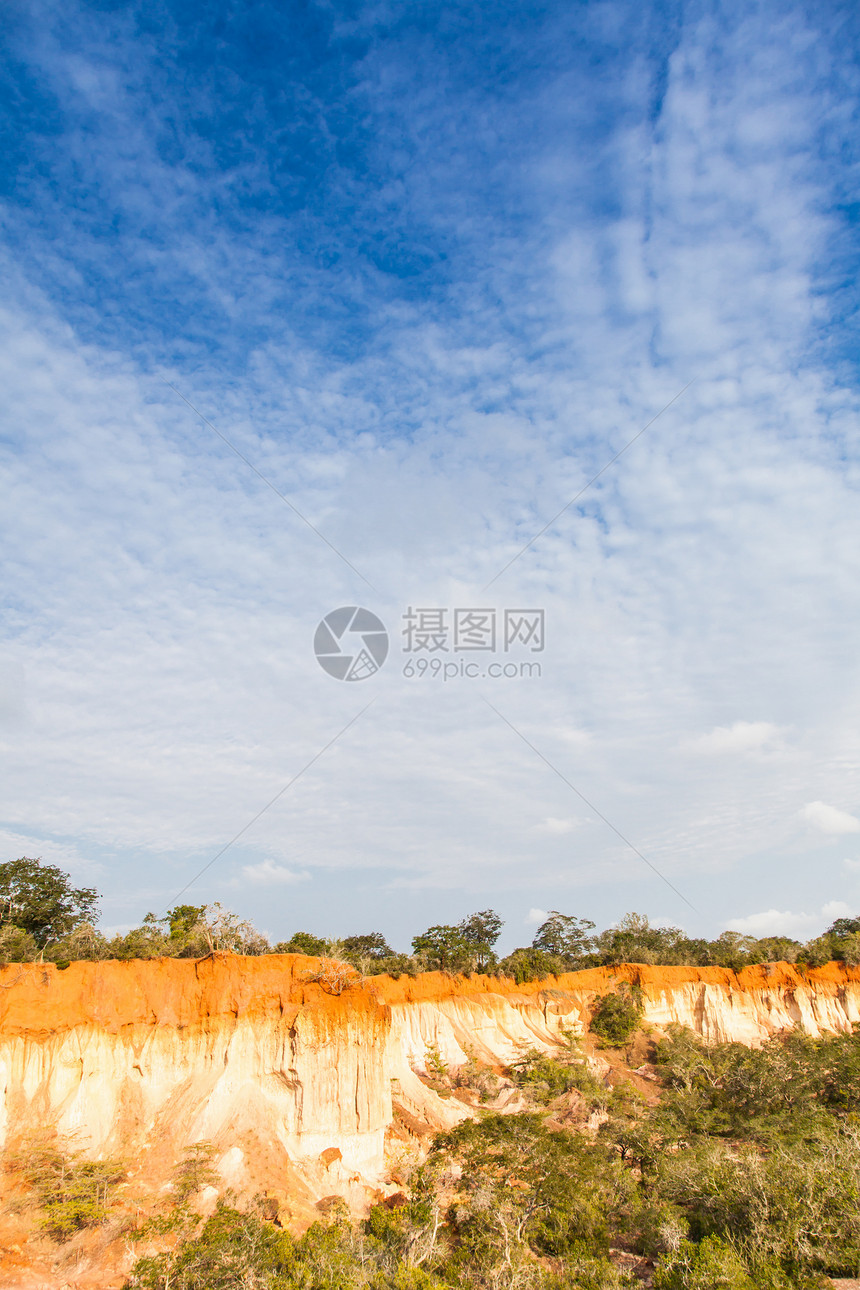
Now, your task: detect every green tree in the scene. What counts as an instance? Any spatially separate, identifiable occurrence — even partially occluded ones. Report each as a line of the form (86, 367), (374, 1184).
(166, 905), (207, 940)
(413, 912), (504, 973)
(598, 913), (700, 966)
(532, 911), (596, 961)
(276, 931), (328, 955)
(46, 921), (108, 964)
(747, 935), (802, 965)
(707, 931), (757, 971)
(497, 946), (566, 983)
(7, 1135), (124, 1242)
(342, 932), (395, 963)
(433, 1112), (634, 1270)
(108, 914), (171, 961)
(412, 924), (471, 972)
(826, 915), (860, 939)
(458, 909), (504, 970)
(0, 857), (99, 947)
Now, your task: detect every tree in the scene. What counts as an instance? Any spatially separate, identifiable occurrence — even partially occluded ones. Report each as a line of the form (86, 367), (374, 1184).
(532, 911), (595, 961)
(0, 857), (99, 947)
(195, 904), (269, 955)
(457, 909), (503, 970)
(708, 930), (758, 971)
(598, 913), (709, 967)
(166, 905), (207, 941)
(276, 931), (327, 956)
(826, 916), (860, 939)
(413, 912), (504, 973)
(342, 932), (394, 963)
(412, 924), (471, 972)
(748, 935), (803, 965)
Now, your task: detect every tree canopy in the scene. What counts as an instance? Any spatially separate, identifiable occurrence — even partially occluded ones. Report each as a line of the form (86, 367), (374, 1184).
(0, 857), (99, 946)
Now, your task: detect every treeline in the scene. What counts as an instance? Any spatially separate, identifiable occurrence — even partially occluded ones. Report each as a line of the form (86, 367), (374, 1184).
(1, 857), (858, 978)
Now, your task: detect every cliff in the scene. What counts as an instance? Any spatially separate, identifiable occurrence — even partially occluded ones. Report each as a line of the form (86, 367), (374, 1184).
(2, 954), (859, 1218)
(2, 955), (860, 1286)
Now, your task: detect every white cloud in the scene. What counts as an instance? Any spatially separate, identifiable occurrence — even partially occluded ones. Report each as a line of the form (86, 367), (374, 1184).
(801, 802), (860, 836)
(537, 818), (577, 835)
(685, 722), (781, 755)
(241, 861), (309, 887)
(525, 908), (549, 926)
(1, 3), (859, 947)
(728, 901), (853, 939)
(843, 858), (860, 872)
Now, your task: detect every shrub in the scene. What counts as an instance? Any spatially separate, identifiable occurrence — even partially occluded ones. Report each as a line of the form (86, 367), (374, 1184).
(496, 947), (565, 983)
(453, 1048), (500, 1102)
(45, 921), (109, 962)
(274, 931), (328, 955)
(127, 1203), (292, 1289)
(6, 1135), (124, 1241)
(652, 1236), (756, 1289)
(0, 923), (38, 963)
(173, 1142), (218, 1207)
(590, 986), (643, 1046)
(303, 956), (361, 995)
(424, 1043), (449, 1080)
(511, 1047), (605, 1107)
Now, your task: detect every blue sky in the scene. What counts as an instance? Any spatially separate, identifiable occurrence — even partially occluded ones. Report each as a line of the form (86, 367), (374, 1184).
(2, 0), (860, 950)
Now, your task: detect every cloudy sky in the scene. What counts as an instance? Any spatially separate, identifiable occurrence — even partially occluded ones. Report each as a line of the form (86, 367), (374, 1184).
(1, 0), (859, 950)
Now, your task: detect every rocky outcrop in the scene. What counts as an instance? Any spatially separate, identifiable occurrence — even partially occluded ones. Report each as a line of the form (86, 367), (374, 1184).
(1, 956), (858, 1213)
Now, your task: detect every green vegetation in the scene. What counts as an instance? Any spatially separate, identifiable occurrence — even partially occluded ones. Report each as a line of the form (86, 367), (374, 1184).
(510, 1034), (607, 1108)
(5, 1135), (125, 1241)
(0, 856), (98, 950)
(3, 857), (860, 982)
(122, 1022), (860, 1288)
(5, 861), (860, 1287)
(411, 909), (504, 973)
(589, 986), (644, 1047)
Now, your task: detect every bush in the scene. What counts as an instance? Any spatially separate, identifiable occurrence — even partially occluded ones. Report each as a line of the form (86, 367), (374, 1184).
(6, 1135), (124, 1241)
(45, 921), (109, 962)
(0, 923), (38, 963)
(302, 956), (361, 995)
(590, 987), (643, 1046)
(496, 947), (566, 983)
(511, 1046), (606, 1107)
(652, 1236), (756, 1289)
(274, 930), (328, 955)
(127, 1203), (292, 1289)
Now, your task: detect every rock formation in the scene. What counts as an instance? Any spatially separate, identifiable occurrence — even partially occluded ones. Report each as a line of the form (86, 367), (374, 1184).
(1, 955), (859, 1218)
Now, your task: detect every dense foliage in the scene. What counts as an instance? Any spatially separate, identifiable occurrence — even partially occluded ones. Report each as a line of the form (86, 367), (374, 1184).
(589, 986), (644, 1046)
(0, 857), (99, 948)
(121, 1024), (860, 1288)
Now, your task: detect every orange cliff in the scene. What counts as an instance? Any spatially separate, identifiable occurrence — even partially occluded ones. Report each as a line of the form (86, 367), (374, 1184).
(1, 955), (860, 1215)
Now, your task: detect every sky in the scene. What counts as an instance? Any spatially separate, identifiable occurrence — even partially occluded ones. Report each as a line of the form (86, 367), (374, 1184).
(1, 0), (859, 951)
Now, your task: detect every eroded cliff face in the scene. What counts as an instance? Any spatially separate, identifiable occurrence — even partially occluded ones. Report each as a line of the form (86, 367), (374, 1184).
(1, 956), (859, 1218)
